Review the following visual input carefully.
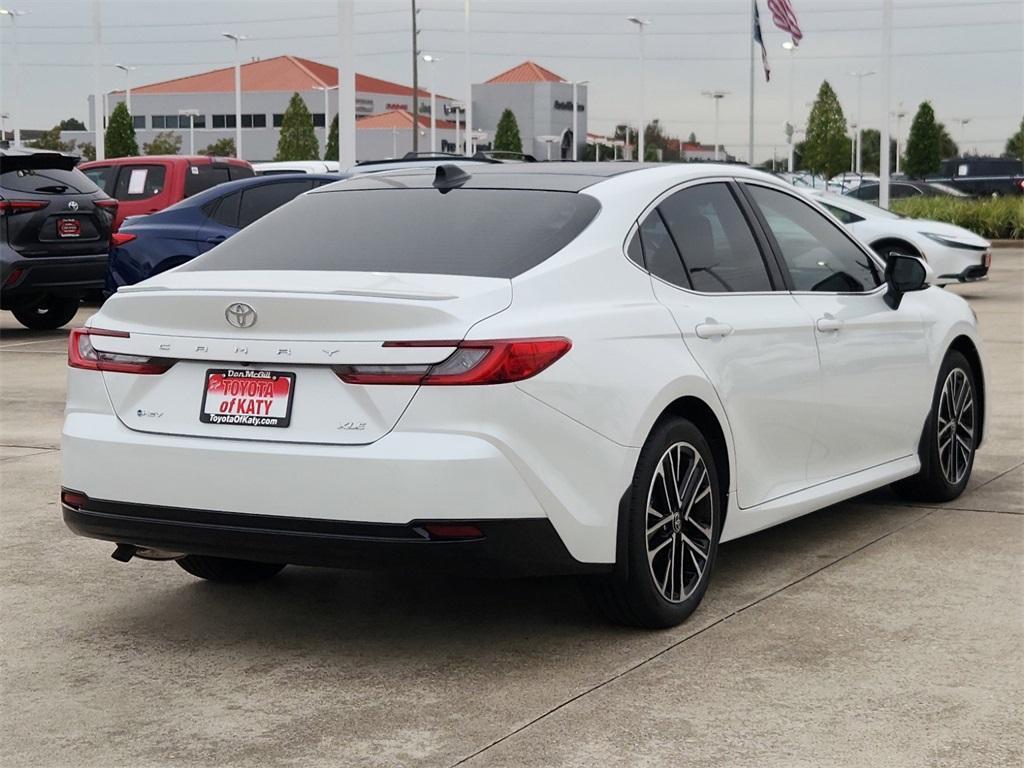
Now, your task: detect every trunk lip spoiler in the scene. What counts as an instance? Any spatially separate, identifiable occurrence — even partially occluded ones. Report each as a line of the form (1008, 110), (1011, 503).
(116, 286), (462, 301)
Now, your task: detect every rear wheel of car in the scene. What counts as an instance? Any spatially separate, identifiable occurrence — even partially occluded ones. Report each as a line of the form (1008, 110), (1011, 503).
(583, 417), (722, 628)
(176, 555), (286, 583)
(12, 295), (80, 330)
(893, 350), (978, 502)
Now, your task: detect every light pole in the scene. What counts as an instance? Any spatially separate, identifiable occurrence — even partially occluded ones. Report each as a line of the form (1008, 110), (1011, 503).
(178, 109), (199, 154)
(952, 117), (971, 155)
(892, 105), (906, 175)
(782, 41), (797, 172)
(849, 70), (876, 174)
(850, 121), (857, 172)
(222, 32), (248, 159)
(1, 7), (27, 147)
(570, 80), (588, 161)
(313, 84), (336, 157)
(421, 53), (441, 153)
(114, 64), (137, 116)
(626, 16), (650, 162)
(701, 90), (729, 161)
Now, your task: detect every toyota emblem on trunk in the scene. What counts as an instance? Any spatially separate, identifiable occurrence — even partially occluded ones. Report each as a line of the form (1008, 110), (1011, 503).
(66, 200), (79, 211)
(225, 303), (257, 328)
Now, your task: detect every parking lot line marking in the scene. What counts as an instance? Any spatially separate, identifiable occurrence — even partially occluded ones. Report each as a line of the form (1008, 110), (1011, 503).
(448, 508), (936, 768)
(0, 337), (69, 349)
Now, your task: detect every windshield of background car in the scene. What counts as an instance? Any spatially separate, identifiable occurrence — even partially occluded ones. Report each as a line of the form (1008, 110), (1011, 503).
(182, 188), (601, 278)
(0, 165), (98, 195)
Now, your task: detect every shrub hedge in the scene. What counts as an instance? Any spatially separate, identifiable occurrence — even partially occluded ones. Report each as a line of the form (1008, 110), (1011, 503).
(891, 197), (1024, 240)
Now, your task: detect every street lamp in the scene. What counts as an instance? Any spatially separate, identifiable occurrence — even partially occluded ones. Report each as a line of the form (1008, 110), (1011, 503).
(313, 84), (337, 157)
(421, 53), (441, 153)
(626, 16), (650, 161)
(1, 7), (28, 147)
(952, 117), (971, 155)
(849, 121), (858, 172)
(849, 70), (876, 174)
(114, 64), (137, 116)
(701, 90), (729, 161)
(782, 41), (798, 173)
(178, 109), (200, 155)
(222, 32), (249, 159)
(570, 80), (588, 161)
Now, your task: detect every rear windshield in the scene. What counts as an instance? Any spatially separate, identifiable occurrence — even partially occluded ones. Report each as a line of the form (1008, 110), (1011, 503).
(182, 188), (601, 279)
(1, 166), (98, 195)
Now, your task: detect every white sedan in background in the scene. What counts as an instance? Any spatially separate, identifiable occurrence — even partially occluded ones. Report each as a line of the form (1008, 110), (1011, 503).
(805, 190), (992, 285)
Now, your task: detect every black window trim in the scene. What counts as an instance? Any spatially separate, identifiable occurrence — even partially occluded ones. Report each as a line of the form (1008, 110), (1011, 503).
(623, 176), (785, 296)
(736, 179), (887, 296)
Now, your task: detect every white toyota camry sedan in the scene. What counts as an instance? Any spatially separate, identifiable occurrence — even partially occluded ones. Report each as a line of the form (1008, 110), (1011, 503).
(61, 163), (985, 628)
(804, 189), (992, 285)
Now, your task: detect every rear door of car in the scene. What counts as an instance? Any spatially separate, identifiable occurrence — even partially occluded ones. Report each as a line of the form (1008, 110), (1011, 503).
(638, 179), (822, 509)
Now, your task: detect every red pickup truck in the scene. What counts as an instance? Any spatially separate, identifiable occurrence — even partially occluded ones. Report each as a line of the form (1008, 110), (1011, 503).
(79, 155), (254, 230)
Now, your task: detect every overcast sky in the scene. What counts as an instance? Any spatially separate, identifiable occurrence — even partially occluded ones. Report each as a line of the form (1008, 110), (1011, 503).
(1, 0), (1021, 161)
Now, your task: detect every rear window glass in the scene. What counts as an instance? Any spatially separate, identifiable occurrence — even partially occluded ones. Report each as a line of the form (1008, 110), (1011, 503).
(1, 166), (98, 195)
(183, 188), (601, 278)
(185, 164), (231, 197)
(112, 164), (167, 201)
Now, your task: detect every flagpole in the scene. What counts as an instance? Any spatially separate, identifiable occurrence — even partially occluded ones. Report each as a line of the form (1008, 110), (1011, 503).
(748, 0), (756, 165)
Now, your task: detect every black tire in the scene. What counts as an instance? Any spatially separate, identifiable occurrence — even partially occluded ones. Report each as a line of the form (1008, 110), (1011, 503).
(176, 555), (286, 583)
(893, 350), (978, 502)
(583, 417), (722, 629)
(11, 295), (81, 330)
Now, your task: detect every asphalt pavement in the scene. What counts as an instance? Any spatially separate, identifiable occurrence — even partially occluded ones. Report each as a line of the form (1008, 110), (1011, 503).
(1, 250), (1021, 768)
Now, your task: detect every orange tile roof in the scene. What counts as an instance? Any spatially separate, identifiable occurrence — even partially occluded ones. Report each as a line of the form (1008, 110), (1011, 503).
(485, 60), (566, 84)
(131, 55), (435, 98)
(356, 110), (456, 130)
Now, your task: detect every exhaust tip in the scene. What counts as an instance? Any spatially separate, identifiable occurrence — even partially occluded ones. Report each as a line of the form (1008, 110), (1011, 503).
(111, 543), (138, 563)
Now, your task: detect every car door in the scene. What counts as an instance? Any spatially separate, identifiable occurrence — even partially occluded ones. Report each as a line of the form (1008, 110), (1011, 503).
(196, 189), (242, 254)
(111, 162), (171, 221)
(639, 180), (822, 509)
(741, 182), (932, 485)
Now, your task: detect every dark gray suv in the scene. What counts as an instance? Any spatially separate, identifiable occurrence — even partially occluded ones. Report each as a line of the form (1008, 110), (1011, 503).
(1, 150), (116, 329)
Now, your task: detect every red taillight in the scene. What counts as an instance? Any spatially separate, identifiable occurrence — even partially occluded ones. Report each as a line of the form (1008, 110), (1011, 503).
(422, 524), (483, 540)
(94, 198), (118, 210)
(61, 489), (89, 509)
(68, 327), (175, 375)
(111, 232), (137, 246)
(0, 200), (47, 216)
(334, 337), (572, 386)
(3, 268), (24, 287)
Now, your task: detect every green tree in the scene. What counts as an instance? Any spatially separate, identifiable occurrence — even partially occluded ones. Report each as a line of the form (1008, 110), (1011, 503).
(1005, 116), (1024, 161)
(27, 125), (75, 152)
(687, 131), (697, 144)
(59, 117), (87, 131)
(104, 102), (139, 158)
(935, 123), (958, 159)
(493, 108), (523, 154)
(324, 114), (339, 161)
(78, 142), (96, 161)
(858, 128), (898, 175)
(275, 92), (320, 161)
(143, 131), (182, 156)
(904, 102), (942, 178)
(803, 80), (852, 179)
(199, 137), (236, 157)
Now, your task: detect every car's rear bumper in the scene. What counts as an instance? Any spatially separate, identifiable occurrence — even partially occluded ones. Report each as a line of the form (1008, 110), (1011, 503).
(60, 496), (606, 576)
(1, 252), (108, 305)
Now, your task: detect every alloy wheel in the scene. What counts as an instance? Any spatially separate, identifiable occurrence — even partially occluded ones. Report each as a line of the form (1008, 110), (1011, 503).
(645, 442), (714, 603)
(937, 368), (974, 486)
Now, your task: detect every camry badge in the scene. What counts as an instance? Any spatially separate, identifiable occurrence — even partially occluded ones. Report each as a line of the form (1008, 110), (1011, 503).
(225, 302), (257, 329)
(67, 200), (79, 211)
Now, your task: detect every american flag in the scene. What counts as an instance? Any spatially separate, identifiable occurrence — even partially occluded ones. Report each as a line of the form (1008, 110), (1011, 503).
(753, 2), (771, 82)
(767, 0), (803, 45)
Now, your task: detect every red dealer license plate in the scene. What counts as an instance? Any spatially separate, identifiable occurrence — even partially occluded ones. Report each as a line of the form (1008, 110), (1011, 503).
(200, 369), (295, 428)
(57, 218), (81, 238)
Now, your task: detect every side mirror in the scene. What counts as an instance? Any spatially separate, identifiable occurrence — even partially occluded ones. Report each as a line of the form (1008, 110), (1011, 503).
(883, 253), (929, 310)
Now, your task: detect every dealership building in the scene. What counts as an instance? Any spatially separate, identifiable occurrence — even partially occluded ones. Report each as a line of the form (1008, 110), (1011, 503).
(66, 56), (588, 163)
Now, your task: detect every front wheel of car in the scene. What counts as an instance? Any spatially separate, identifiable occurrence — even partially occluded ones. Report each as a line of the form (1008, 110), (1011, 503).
(176, 555), (286, 583)
(583, 417), (722, 629)
(11, 295), (80, 330)
(893, 349), (978, 502)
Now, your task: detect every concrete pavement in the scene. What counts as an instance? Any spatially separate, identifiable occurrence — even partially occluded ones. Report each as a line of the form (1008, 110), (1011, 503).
(1, 250), (1021, 768)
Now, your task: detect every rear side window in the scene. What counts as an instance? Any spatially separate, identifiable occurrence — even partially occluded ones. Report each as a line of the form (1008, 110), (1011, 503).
(183, 188), (601, 278)
(184, 164), (231, 198)
(228, 164), (255, 181)
(81, 166), (116, 195)
(237, 181), (311, 228)
(207, 191), (241, 228)
(639, 210), (688, 288)
(658, 183), (772, 293)
(1, 166), (98, 195)
(112, 164), (167, 201)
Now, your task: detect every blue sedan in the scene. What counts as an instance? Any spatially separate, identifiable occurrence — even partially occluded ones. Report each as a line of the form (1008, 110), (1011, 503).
(106, 173), (341, 293)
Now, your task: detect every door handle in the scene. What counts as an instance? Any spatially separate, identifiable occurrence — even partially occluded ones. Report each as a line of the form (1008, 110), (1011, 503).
(695, 322), (733, 339)
(815, 316), (843, 333)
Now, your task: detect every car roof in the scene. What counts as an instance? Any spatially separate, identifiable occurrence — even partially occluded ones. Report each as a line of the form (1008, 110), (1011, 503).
(80, 155), (251, 167)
